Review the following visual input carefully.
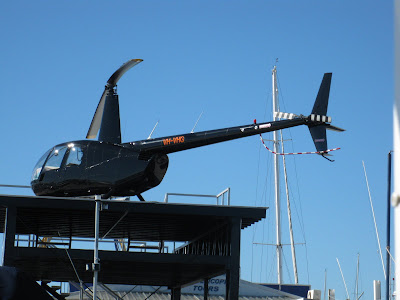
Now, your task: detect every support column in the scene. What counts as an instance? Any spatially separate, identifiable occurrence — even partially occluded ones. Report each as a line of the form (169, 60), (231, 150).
(171, 287), (181, 300)
(225, 271), (230, 299)
(204, 278), (209, 300)
(227, 217), (241, 300)
(2, 206), (16, 266)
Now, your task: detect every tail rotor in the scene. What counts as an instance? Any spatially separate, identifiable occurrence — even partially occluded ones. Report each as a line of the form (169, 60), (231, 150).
(274, 73), (344, 161)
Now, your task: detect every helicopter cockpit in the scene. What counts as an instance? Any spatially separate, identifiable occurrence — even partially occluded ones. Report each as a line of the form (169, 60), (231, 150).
(31, 143), (85, 182)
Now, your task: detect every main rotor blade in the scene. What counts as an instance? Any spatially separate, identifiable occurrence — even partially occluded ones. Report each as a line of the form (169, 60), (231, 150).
(86, 59), (143, 140)
(86, 89), (107, 139)
(107, 59), (143, 88)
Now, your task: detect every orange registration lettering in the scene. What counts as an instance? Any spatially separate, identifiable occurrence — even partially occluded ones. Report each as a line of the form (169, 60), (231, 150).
(163, 136), (184, 146)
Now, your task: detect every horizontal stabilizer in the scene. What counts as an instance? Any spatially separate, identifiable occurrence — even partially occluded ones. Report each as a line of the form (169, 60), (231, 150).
(325, 124), (345, 132)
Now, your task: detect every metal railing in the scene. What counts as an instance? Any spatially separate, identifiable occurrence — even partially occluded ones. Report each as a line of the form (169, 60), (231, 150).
(163, 187), (230, 205)
(14, 235), (169, 253)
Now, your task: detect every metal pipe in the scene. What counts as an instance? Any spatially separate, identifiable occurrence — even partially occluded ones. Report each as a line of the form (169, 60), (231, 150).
(93, 195), (101, 300)
(164, 193), (216, 203)
(0, 184), (31, 188)
(164, 188), (231, 206)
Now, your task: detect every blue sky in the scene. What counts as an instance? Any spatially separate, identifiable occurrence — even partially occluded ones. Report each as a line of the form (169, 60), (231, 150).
(0, 1), (394, 299)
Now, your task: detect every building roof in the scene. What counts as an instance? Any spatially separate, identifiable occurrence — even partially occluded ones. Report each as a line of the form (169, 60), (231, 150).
(0, 194), (266, 240)
(68, 291), (300, 300)
(67, 276), (303, 300)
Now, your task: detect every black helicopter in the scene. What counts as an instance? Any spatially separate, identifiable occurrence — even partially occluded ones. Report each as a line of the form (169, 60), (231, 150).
(31, 59), (343, 200)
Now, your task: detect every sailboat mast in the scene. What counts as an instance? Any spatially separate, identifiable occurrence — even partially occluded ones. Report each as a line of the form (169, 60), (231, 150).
(386, 151), (392, 300)
(394, 4), (400, 298)
(272, 66), (283, 285)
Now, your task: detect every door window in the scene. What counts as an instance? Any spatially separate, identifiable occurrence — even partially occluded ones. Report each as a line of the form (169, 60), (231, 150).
(43, 146), (68, 171)
(65, 145), (84, 166)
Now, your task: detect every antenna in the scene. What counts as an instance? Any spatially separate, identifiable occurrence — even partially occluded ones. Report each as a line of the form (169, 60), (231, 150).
(354, 254), (365, 299)
(191, 111), (203, 133)
(147, 120), (159, 139)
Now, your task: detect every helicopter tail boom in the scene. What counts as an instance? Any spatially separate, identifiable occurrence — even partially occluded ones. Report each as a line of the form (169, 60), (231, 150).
(125, 117), (308, 156)
(126, 74), (344, 157)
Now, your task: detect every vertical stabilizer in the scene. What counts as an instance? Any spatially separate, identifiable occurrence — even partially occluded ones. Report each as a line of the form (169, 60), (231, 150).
(311, 73), (332, 115)
(98, 91), (121, 144)
(308, 73), (333, 154)
(308, 125), (327, 153)
(86, 59), (142, 142)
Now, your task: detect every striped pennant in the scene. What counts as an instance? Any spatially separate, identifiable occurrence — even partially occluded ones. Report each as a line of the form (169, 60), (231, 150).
(259, 134), (340, 156)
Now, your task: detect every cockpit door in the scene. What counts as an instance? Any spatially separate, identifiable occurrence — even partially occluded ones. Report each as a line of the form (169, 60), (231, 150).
(59, 144), (88, 193)
(39, 145), (68, 187)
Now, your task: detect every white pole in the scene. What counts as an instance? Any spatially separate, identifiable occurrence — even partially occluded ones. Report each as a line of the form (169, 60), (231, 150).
(272, 66), (283, 284)
(280, 130), (299, 284)
(93, 195), (101, 300)
(363, 161), (387, 279)
(394, 2), (400, 299)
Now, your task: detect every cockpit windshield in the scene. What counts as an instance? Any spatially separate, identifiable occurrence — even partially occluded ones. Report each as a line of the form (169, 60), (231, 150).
(31, 149), (51, 181)
(31, 146), (68, 181)
(44, 146), (68, 171)
(31, 143), (86, 182)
